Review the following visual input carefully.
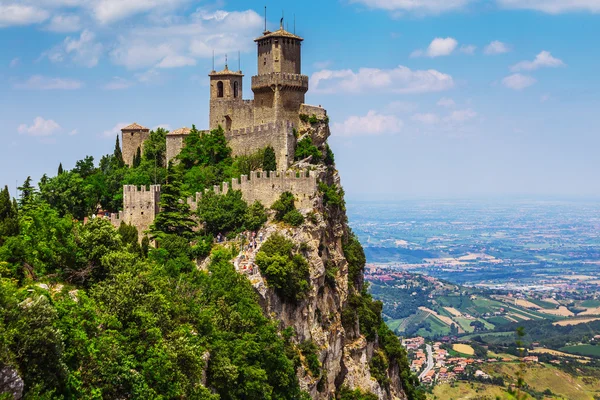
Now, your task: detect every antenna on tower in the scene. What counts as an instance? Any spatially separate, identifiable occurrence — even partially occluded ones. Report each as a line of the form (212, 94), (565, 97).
(264, 6), (267, 33)
(225, 53), (228, 69)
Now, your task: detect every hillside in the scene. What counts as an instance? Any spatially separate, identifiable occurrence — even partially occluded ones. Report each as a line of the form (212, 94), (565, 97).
(0, 120), (424, 399)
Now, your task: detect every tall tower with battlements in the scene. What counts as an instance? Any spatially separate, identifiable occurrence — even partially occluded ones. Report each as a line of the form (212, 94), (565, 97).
(121, 123), (150, 167)
(252, 26), (308, 126)
(209, 64), (251, 131)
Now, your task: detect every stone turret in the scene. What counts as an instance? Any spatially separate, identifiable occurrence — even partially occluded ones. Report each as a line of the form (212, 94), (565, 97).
(209, 65), (249, 131)
(121, 123), (150, 167)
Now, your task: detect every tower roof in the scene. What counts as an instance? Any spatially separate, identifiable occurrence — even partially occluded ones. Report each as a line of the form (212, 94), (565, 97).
(254, 28), (303, 42)
(122, 122), (149, 131)
(168, 127), (191, 136)
(209, 65), (243, 77)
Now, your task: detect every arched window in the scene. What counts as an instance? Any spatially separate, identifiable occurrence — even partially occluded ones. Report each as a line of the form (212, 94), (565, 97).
(233, 81), (239, 98)
(217, 81), (224, 98)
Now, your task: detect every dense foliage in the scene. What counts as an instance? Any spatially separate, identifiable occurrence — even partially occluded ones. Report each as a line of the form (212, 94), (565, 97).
(271, 192), (304, 227)
(255, 234), (310, 303)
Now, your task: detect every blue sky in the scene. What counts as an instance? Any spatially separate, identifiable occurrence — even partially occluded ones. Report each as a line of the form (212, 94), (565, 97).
(1, 0), (599, 199)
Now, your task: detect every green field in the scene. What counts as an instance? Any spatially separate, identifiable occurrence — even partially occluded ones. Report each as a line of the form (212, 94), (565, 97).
(528, 298), (559, 309)
(581, 299), (600, 308)
(560, 344), (600, 358)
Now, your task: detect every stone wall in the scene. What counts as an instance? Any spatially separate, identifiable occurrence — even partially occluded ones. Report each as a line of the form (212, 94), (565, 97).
(122, 128), (150, 167)
(166, 130), (209, 164)
(225, 121), (296, 171)
(110, 185), (160, 239)
(209, 99), (255, 131)
(299, 104), (327, 120)
(186, 170), (318, 211)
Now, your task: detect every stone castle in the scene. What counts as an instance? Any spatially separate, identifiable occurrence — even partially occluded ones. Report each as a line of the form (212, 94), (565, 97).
(112, 22), (327, 235)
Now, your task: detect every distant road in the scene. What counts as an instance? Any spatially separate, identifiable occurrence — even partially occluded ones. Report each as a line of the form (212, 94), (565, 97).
(419, 344), (434, 381)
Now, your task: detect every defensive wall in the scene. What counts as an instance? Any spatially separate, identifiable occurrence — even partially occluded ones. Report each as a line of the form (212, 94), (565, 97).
(299, 104), (327, 120)
(225, 121), (296, 171)
(186, 170), (318, 211)
(166, 129), (208, 165)
(111, 171), (317, 238)
(110, 185), (160, 237)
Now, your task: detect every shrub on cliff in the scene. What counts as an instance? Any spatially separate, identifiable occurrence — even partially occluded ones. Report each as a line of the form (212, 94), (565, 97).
(272, 192), (304, 226)
(295, 136), (321, 163)
(195, 190), (248, 236)
(255, 233), (310, 302)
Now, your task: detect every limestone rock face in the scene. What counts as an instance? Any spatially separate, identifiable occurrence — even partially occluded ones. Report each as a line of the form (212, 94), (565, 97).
(246, 160), (408, 399)
(0, 366), (24, 400)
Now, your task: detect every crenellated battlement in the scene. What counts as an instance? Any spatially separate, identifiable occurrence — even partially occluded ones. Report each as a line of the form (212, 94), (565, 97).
(187, 170), (318, 212)
(251, 73), (309, 91)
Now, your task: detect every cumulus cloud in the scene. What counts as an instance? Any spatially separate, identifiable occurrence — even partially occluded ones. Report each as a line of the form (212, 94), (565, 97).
(102, 122), (129, 138)
(511, 51), (565, 71)
(110, 9), (262, 69)
(0, 4), (49, 27)
(497, 0), (600, 14)
(103, 77), (134, 90)
(412, 113), (440, 125)
(332, 111), (404, 137)
(91, 0), (191, 24)
(484, 40), (510, 55)
(18, 117), (61, 137)
(412, 37), (458, 58)
(350, 0), (475, 14)
(45, 29), (103, 67)
(46, 14), (81, 32)
(333, 112), (403, 137)
(312, 65), (454, 94)
(502, 73), (537, 90)
(14, 75), (83, 90)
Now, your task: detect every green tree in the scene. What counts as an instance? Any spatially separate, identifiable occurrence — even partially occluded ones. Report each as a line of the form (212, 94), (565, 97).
(263, 146), (277, 171)
(255, 234), (310, 302)
(196, 190), (248, 236)
(244, 201), (267, 232)
(72, 156), (96, 179)
(39, 171), (92, 220)
(133, 147), (142, 168)
(295, 136), (321, 163)
(271, 192), (296, 221)
(150, 162), (195, 239)
(0, 186), (19, 244)
(57, 163), (64, 175)
(18, 176), (37, 208)
(118, 222), (140, 253)
(113, 135), (125, 168)
(143, 128), (168, 167)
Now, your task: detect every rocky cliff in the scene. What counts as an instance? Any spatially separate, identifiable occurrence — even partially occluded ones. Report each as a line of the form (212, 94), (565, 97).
(235, 120), (419, 399)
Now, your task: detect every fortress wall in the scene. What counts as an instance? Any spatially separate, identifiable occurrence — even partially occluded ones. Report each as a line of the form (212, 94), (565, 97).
(166, 134), (186, 165)
(209, 99), (255, 131)
(110, 185), (160, 238)
(225, 121), (295, 170)
(300, 104), (327, 120)
(230, 170), (318, 209)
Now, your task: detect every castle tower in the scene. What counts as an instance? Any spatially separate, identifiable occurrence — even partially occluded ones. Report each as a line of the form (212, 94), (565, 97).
(251, 25), (309, 126)
(209, 64), (245, 132)
(121, 123), (150, 167)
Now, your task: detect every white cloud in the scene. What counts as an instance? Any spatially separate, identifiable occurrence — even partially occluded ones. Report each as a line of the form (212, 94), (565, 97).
(46, 29), (103, 67)
(445, 108), (477, 122)
(91, 0), (191, 24)
(135, 69), (160, 83)
(332, 111), (404, 137)
(484, 40), (510, 55)
(46, 14), (81, 32)
(412, 37), (458, 58)
(14, 75), (83, 90)
(312, 65), (454, 94)
(103, 77), (134, 90)
(18, 117), (61, 137)
(412, 113), (440, 125)
(502, 73), (537, 90)
(459, 44), (476, 55)
(110, 10), (262, 69)
(9, 58), (20, 68)
(437, 97), (456, 107)
(497, 0), (600, 14)
(351, 0), (475, 14)
(511, 51), (565, 71)
(102, 122), (128, 138)
(0, 4), (49, 27)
